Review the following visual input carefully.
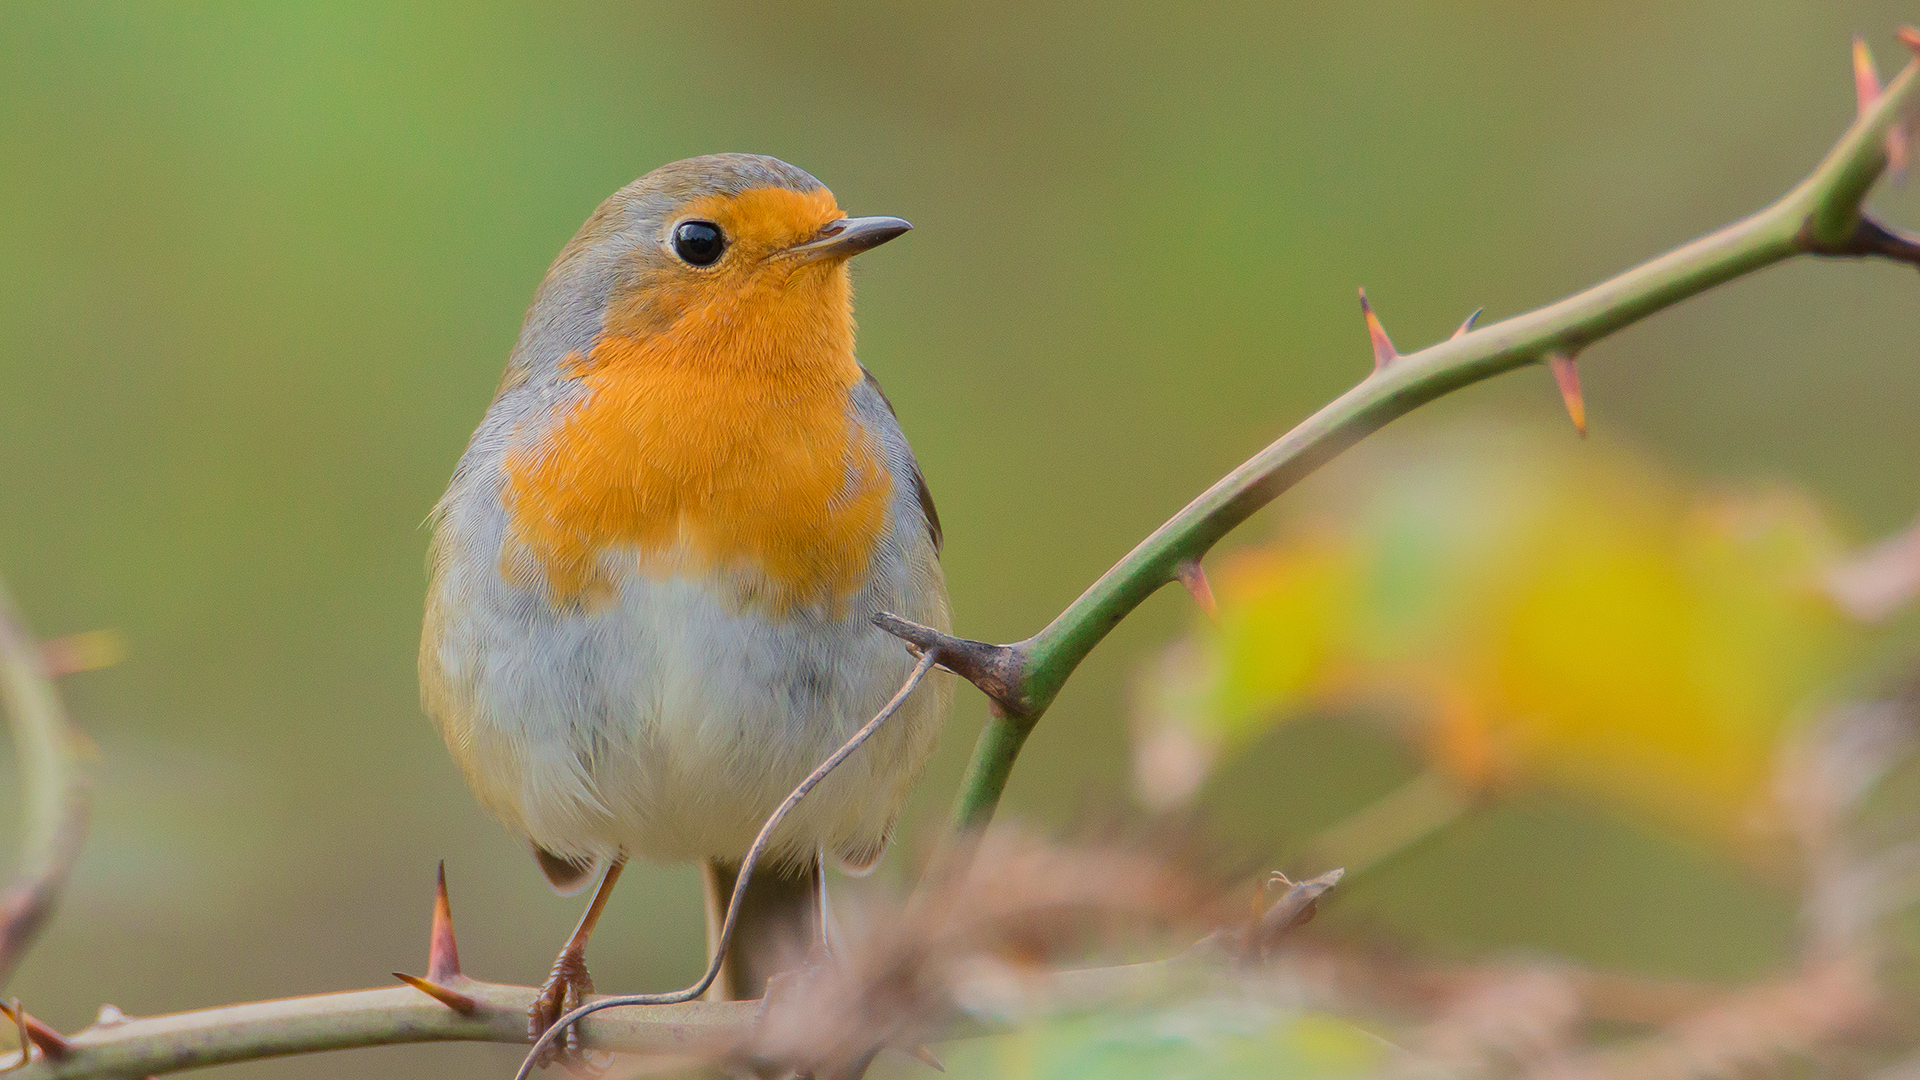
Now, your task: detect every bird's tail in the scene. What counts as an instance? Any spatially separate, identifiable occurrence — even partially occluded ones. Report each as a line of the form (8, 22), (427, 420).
(700, 856), (820, 1001)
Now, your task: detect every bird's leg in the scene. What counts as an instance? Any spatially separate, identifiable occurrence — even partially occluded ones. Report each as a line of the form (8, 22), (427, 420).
(529, 855), (625, 1065)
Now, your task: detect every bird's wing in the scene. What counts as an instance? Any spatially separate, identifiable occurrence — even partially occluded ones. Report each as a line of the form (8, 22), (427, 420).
(857, 364), (942, 555)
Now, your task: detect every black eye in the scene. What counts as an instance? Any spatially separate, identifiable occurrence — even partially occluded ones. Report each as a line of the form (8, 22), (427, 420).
(671, 220), (726, 266)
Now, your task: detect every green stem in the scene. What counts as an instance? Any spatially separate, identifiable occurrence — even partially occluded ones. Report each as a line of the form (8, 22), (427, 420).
(946, 56), (1920, 834)
(949, 714), (1035, 831)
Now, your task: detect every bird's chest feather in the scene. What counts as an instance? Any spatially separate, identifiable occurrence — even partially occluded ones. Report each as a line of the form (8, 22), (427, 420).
(498, 320), (892, 615)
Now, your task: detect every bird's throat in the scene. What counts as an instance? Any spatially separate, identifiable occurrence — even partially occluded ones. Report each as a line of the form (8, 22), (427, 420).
(499, 273), (890, 615)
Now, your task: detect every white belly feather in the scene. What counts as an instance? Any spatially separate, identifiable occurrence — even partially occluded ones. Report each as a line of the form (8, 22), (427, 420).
(433, 554), (948, 869)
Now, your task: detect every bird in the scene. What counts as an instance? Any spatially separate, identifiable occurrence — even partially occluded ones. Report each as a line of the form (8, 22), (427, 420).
(418, 153), (952, 1051)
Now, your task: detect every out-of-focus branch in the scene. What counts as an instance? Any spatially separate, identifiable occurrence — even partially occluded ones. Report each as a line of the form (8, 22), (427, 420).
(1291, 770), (1473, 880)
(0, 577), (90, 991)
(1304, 691), (1920, 1080)
(882, 33), (1920, 838)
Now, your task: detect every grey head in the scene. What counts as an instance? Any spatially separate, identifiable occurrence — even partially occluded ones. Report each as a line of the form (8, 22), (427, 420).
(503, 154), (831, 386)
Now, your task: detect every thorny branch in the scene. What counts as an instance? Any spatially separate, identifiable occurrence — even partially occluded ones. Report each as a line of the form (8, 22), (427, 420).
(4, 29), (1920, 1079)
(0, 829), (1333, 1077)
(891, 30), (1920, 837)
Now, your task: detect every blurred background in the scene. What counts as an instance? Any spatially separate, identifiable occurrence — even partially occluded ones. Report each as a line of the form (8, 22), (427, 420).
(2, 3), (1918, 1076)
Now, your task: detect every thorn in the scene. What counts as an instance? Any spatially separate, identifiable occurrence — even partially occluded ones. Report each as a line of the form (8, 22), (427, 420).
(1897, 28), (1920, 183)
(1357, 288), (1398, 371)
(1547, 352), (1587, 436)
(1855, 35), (1881, 116)
(0, 1001), (70, 1061)
(393, 972), (481, 1016)
(1853, 36), (1908, 179)
(1173, 559), (1219, 623)
(907, 1044), (946, 1072)
(1451, 308), (1482, 340)
(429, 861), (461, 982)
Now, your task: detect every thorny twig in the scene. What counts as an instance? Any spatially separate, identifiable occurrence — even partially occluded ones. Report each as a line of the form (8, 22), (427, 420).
(897, 30), (1920, 839)
(0, 827), (1331, 1078)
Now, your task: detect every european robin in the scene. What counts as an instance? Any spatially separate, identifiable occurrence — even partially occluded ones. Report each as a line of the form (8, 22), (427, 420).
(419, 154), (952, 1046)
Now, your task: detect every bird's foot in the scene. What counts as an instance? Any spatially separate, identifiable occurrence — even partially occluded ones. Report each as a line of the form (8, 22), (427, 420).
(528, 947), (594, 1069)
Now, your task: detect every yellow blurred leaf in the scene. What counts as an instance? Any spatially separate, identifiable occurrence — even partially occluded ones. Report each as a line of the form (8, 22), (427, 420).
(1136, 426), (1859, 852)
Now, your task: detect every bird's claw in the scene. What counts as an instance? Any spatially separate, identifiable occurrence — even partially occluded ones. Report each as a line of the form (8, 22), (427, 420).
(528, 948), (594, 1068)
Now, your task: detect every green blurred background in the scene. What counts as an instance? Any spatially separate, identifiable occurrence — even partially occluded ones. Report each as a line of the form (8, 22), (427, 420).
(1, 3), (1917, 1076)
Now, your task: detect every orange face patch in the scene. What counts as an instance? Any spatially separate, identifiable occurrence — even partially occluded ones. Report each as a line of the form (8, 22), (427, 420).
(499, 186), (893, 613)
(682, 186), (845, 258)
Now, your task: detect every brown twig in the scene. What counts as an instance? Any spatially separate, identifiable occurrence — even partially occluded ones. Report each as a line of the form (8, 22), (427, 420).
(871, 614), (1030, 719)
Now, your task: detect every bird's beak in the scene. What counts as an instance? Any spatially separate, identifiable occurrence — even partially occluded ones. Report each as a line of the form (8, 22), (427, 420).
(783, 216), (912, 263)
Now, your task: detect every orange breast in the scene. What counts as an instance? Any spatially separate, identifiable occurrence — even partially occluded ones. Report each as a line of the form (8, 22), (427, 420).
(499, 255), (892, 614)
